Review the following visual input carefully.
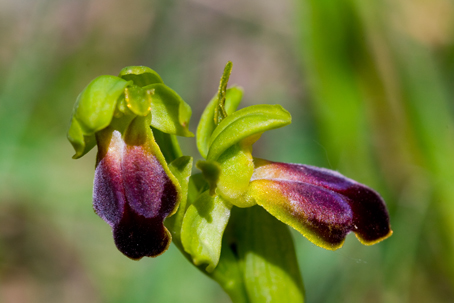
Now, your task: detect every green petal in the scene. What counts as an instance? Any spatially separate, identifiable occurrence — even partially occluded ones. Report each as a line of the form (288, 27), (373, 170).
(232, 206), (305, 303)
(74, 75), (130, 134)
(119, 66), (163, 87)
(197, 86), (243, 159)
(207, 104), (291, 161)
(67, 117), (96, 159)
(124, 86), (152, 116)
(165, 156), (193, 244)
(181, 191), (232, 272)
(144, 83), (194, 137)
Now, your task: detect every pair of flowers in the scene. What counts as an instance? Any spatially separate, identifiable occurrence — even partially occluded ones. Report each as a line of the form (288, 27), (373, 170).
(68, 63), (392, 265)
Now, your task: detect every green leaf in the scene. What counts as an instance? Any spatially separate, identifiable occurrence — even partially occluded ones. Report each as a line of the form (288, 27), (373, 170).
(181, 191), (232, 273)
(144, 83), (194, 137)
(67, 117), (96, 159)
(207, 104), (291, 161)
(73, 75), (130, 134)
(232, 206), (305, 303)
(197, 86), (243, 159)
(119, 66), (163, 87)
(166, 156), (193, 244)
(208, 228), (249, 303)
(124, 86), (152, 116)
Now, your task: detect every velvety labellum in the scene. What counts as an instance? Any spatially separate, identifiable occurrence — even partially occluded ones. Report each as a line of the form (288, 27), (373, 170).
(249, 159), (392, 249)
(93, 127), (178, 259)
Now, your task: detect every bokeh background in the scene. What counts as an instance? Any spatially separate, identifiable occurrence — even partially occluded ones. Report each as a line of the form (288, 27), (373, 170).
(1, 0), (454, 302)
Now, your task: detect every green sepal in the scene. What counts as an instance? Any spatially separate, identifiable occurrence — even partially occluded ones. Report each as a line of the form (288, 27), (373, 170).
(144, 83), (194, 137)
(165, 156), (193, 244)
(232, 206), (305, 303)
(197, 86), (244, 159)
(119, 66), (164, 87)
(67, 117), (96, 159)
(196, 160), (221, 196)
(124, 86), (152, 116)
(181, 191), (232, 272)
(73, 75), (131, 134)
(207, 104), (292, 161)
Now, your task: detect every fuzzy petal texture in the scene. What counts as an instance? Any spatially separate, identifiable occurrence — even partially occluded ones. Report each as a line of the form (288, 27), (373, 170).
(248, 158), (392, 250)
(93, 117), (179, 259)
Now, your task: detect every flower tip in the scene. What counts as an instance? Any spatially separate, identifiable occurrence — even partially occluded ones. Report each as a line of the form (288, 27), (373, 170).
(356, 229), (393, 246)
(113, 209), (173, 259)
(183, 129), (195, 138)
(302, 231), (346, 251)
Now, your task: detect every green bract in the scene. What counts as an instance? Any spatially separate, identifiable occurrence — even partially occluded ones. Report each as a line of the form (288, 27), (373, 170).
(181, 191), (232, 272)
(165, 156), (193, 244)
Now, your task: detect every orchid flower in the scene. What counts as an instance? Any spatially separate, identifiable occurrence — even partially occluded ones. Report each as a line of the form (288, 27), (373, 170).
(67, 66), (193, 259)
(180, 62), (392, 275)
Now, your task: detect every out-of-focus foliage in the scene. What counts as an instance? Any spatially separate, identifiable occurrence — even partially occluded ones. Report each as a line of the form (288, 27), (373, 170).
(0, 0), (453, 302)
(297, 0), (454, 302)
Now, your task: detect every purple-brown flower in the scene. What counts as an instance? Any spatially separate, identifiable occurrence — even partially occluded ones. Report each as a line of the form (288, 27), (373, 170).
(247, 158), (392, 250)
(93, 116), (180, 259)
(67, 68), (193, 259)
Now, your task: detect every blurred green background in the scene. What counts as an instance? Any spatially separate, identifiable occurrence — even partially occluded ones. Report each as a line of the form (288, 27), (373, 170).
(1, 0), (454, 302)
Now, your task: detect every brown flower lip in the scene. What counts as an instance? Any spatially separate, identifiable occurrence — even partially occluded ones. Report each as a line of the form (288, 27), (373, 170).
(93, 120), (178, 259)
(249, 158), (392, 249)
